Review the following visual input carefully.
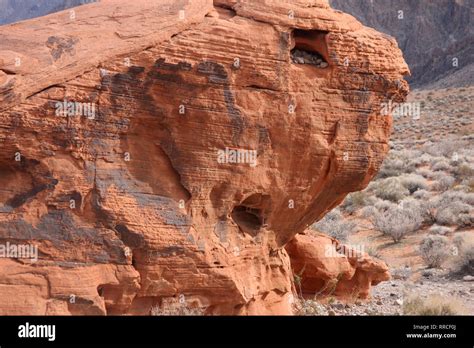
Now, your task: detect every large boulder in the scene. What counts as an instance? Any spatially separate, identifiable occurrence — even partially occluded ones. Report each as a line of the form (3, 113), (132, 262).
(0, 0), (408, 315)
(286, 232), (390, 299)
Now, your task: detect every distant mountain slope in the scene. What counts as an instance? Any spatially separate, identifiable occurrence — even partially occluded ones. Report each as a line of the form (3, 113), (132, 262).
(330, 0), (474, 88)
(0, 0), (92, 25)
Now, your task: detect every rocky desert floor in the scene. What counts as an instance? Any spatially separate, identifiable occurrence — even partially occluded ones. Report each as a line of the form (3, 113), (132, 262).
(300, 86), (474, 316)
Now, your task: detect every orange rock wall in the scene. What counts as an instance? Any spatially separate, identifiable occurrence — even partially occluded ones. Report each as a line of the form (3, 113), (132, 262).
(0, 0), (408, 315)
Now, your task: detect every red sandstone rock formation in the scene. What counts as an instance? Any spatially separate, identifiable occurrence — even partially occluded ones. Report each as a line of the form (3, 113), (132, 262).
(0, 0), (408, 315)
(286, 232), (390, 300)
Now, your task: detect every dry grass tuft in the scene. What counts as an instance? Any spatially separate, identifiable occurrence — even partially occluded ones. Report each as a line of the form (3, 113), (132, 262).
(403, 294), (466, 315)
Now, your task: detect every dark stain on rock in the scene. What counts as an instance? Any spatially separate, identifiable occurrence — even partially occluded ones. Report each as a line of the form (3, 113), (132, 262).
(46, 36), (79, 61)
(128, 66), (146, 75)
(197, 61), (245, 145)
(342, 89), (370, 105)
(144, 59), (195, 93)
(70, 191), (82, 207)
(115, 224), (145, 249)
(279, 31), (291, 59)
(257, 125), (271, 155)
(197, 61), (228, 82)
(356, 112), (370, 136)
(6, 158), (58, 208)
(6, 183), (49, 208)
(108, 71), (145, 115)
(0, 210), (128, 264)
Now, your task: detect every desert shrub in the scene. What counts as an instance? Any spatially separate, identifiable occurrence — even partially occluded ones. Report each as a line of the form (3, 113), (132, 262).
(360, 205), (378, 219)
(400, 174), (428, 194)
(415, 168), (435, 179)
(409, 157), (428, 168)
(452, 233), (470, 249)
(312, 209), (356, 242)
(403, 295), (466, 315)
(434, 190), (474, 206)
(451, 234), (474, 276)
(419, 235), (450, 268)
(377, 158), (406, 178)
(401, 150), (424, 168)
(373, 205), (423, 242)
(454, 245), (474, 276)
(452, 184), (471, 192)
(428, 225), (451, 235)
(374, 199), (396, 212)
(427, 191), (474, 226)
(413, 189), (430, 200)
(399, 198), (430, 222)
(341, 191), (374, 214)
(364, 244), (381, 259)
(426, 155), (445, 166)
(434, 201), (472, 227)
(151, 301), (204, 316)
(418, 153), (434, 165)
(293, 299), (327, 316)
(459, 175), (474, 190)
(431, 175), (455, 192)
(371, 177), (409, 202)
(423, 139), (467, 158)
(454, 163), (474, 180)
(377, 150), (418, 178)
(466, 179), (474, 192)
(391, 266), (412, 280)
(398, 149), (422, 161)
(431, 171), (448, 181)
(431, 159), (451, 172)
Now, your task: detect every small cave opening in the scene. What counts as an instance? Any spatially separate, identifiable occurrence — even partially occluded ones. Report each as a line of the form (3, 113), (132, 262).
(231, 205), (263, 232)
(290, 29), (330, 68)
(231, 193), (271, 236)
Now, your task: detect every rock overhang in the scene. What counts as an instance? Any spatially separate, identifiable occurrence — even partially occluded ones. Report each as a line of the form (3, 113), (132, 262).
(0, 0), (409, 315)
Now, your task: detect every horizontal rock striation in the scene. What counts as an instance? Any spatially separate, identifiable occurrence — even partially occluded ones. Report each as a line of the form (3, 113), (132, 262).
(0, 0), (408, 315)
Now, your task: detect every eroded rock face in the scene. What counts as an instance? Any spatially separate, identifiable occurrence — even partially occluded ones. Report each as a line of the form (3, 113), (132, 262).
(286, 233), (390, 299)
(330, 0), (474, 89)
(0, 0), (408, 315)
